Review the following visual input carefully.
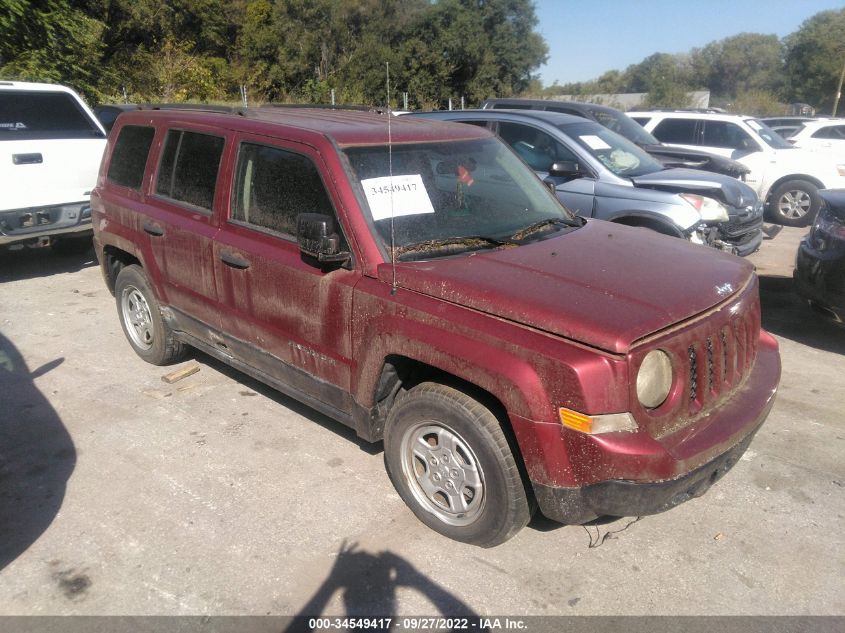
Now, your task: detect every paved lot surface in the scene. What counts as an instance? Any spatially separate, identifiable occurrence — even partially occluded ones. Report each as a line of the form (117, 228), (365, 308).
(0, 227), (842, 616)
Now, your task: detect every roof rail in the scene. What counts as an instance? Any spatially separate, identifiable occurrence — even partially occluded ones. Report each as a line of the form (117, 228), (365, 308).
(137, 103), (246, 116)
(260, 103), (384, 113)
(649, 107), (726, 114)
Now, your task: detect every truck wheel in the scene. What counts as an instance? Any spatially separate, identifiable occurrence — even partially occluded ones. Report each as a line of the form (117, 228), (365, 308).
(114, 264), (185, 365)
(384, 382), (532, 547)
(769, 180), (821, 227)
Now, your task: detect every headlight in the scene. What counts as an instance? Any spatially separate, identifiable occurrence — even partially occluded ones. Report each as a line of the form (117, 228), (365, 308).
(637, 350), (673, 409)
(680, 194), (730, 223)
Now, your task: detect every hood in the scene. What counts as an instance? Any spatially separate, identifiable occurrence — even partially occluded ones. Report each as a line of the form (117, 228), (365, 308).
(630, 168), (757, 210)
(641, 144), (750, 179)
(379, 221), (754, 354)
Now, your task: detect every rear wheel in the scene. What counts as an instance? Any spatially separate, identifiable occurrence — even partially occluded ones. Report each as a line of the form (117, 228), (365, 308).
(768, 180), (821, 227)
(384, 382), (532, 547)
(114, 264), (185, 365)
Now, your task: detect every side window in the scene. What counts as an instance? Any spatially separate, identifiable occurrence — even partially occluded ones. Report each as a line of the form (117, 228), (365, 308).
(456, 120), (490, 129)
(497, 122), (579, 171)
(812, 125), (845, 139)
(630, 117), (651, 126)
(702, 121), (754, 150)
(652, 118), (698, 144)
(155, 130), (224, 211)
(107, 125), (155, 190)
(492, 103), (532, 110)
(231, 142), (342, 242)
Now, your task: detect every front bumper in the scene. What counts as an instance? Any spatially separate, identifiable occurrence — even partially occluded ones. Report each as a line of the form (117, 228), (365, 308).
(716, 203), (765, 256)
(533, 419), (763, 524)
(511, 330), (780, 524)
(0, 201), (93, 246)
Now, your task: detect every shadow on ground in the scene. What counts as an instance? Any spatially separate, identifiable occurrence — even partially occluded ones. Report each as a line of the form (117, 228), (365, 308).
(0, 244), (96, 283)
(758, 276), (845, 354)
(0, 331), (76, 571)
(286, 541), (483, 630)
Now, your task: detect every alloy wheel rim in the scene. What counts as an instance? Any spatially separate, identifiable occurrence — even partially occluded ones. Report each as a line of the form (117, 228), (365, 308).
(400, 422), (485, 526)
(121, 286), (154, 350)
(778, 190), (811, 219)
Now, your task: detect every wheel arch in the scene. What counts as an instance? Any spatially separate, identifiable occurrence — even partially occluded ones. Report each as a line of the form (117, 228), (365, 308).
(101, 245), (142, 295)
(764, 174), (825, 204)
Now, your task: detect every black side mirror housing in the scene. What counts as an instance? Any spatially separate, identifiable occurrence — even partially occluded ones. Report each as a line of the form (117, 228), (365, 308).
(548, 161), (584, 179)
(296, 213), (351, 264)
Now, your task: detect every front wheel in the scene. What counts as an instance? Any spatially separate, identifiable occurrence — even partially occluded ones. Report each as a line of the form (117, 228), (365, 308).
(384, 382), (532, 547)
(114, 264), (186, 365)
(768, 180), (821, 227)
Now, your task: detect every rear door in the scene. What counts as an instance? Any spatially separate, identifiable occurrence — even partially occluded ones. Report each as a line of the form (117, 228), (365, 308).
(144, 127), (226, 331)
(649, 117), (701, 153)
(212, 134), (358, 416)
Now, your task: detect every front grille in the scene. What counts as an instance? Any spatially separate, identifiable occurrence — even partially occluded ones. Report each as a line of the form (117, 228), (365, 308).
(685, 309), (758, 411)
(630, 278), (761, 439)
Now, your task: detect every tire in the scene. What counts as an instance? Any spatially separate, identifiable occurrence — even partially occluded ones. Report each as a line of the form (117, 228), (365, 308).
(768, 179), (821, 227)
(384, 382), (532, 547)
(114, 264), (186, 365)
(51, 236), (92, 256)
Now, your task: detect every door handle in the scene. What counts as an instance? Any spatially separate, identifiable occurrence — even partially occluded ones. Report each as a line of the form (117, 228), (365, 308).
(13, 153), (43, 165)
(143, 221), (164, 237)
(220, 251), (251, 270)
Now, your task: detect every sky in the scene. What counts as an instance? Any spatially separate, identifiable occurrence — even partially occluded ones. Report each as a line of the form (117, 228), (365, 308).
(533, 0), (845, 86)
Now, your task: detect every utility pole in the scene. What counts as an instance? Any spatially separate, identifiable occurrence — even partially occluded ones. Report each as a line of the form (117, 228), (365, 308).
(833, 56), (845, 117)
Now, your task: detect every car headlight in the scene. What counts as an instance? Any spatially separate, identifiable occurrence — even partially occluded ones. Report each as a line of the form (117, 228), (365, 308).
(681, 194), (730, 223)
(637, 350), (673, 409)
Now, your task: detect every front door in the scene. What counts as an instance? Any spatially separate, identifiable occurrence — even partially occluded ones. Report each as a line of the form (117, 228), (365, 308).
(212, 135), (358, 416)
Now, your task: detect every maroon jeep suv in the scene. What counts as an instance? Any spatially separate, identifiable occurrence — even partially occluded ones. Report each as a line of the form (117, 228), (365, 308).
(91, 107), (780, 546)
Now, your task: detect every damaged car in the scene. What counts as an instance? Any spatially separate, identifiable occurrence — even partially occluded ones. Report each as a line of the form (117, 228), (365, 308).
(92, 107), (780, 546)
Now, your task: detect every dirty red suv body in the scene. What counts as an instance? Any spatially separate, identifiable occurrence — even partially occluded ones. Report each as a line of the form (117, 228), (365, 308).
(91, 108), (780, 546)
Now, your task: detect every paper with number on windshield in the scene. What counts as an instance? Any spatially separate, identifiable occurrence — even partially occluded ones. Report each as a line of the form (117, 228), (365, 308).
(580, 135), (611, 150)
(362, 175), (435, 221)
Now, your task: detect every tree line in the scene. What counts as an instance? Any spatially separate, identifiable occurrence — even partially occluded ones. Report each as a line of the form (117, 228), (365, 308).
(0, 0), (547, 108)
(1, 1), (844, 115)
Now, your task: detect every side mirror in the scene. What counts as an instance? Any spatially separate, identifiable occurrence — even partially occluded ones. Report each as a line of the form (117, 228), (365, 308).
(296, 213), (351, 264)
(548, 161), (585, 179)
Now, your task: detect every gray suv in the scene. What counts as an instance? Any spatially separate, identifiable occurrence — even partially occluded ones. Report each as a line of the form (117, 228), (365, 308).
(405, 109), (763, 256)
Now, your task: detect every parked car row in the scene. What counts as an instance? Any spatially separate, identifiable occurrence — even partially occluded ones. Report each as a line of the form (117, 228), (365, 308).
(629, 110), (845, 227)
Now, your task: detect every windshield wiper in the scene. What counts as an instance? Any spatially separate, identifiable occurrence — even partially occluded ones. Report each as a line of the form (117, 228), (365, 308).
(394, 235), (518, 258)
(510, 217), (582, 241)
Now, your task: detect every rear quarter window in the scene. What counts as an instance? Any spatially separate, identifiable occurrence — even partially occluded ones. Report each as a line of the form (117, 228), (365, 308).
(107, 125), (155, 190)
(155, 130), (224, 211)
(0, 90), (104, 140)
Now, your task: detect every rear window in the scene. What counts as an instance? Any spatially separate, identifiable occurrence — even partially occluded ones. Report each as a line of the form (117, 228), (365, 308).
(155, 130), (224, 211)
(0, 90), (104, 140)
(107, 125), (155, 190)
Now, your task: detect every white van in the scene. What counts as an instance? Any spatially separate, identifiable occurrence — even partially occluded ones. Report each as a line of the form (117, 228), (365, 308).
(0, 81), (107, 252)
(629, 110), (845, 226)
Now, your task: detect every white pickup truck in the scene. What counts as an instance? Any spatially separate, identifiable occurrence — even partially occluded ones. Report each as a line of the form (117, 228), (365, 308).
(0, 81), (107, 253)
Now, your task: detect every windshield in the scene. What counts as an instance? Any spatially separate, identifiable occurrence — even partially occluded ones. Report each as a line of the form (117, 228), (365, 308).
(747, 119), (793, 149)
(588, 107), (661, 146)
(561, 121), (665, 177)
(343, 137), (577, 261)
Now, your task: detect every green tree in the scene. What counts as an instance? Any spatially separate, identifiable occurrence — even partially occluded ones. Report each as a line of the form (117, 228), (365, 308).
(691, 33), (784, 99)
(0, 0), (105, 101)
(784, 8), (845, 112)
